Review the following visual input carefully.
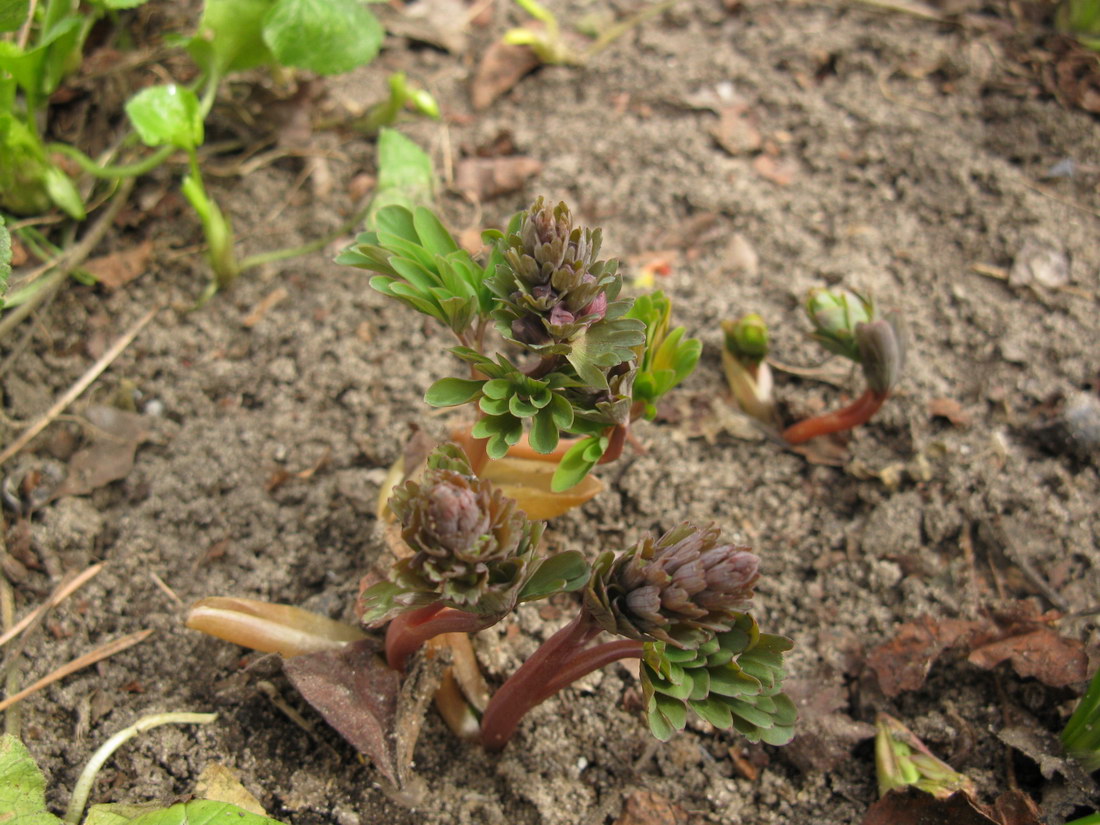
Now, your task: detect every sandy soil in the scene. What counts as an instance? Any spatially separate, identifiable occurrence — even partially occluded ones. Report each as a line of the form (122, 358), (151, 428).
(4, 0), (1100, 823)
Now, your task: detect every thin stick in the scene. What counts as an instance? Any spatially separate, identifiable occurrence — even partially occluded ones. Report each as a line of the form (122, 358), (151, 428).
(63, 710), (217, 825)
(0, 305), (159, 467)
(0, 628), (153, 713)
(1, 571), (19, 737)
(0, 563), (104, 649)
(148, 572), (183, 608)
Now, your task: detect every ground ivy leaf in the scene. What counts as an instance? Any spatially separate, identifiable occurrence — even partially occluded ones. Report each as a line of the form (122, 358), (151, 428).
(0, 734), (61, 825)
(263, 0), (382, 75)
(528, 406), (560, 453)
(125, 84), (203, 150)
(125, 800), (286, 825)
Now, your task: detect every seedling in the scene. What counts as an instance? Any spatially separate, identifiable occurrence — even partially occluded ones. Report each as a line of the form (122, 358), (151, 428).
(188, 199), (792, 772)
(338, 196), (700, 492)
(723, 288), (906, 446)
(874, 712), (975, 799)
(1063, 667), (1100, 772)
(354, 72), (441, 135)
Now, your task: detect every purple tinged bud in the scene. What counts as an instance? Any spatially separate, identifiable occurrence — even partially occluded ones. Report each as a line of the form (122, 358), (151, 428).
(856, 316), (906, 395)
(426, 482), (487, 551)
(511, 316), (549, 346)
(549, 304), (575, 327)
(579, 291), (607, 320)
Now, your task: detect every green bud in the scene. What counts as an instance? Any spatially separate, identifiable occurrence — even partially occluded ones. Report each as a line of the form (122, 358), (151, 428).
(874, 713), (975, 799)
(722, 314), (769, 364)
(805, 288), (874, 362)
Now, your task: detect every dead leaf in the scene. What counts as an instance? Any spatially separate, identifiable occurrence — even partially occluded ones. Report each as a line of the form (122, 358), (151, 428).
(194, 763), (267, 816)
(470, 42), (540, 110)
(455, 156), (542, 201)
(990, 790), (1044, 825)
(867, 603), (1088, 697)
(967, 625), (1087, 687)
(282, 639), (403, 785)
(84, 240), (153, 290)
(711, 105), (762, 156)
(54, 406), (152, 499)
(614, 790), (690, 825)
(784, 677), (875, 773)
(375, 0), (469, 53)
(752, 154), (797, 185)
(242, 287), (289, 328)
(929, 397), (970, 426)
(862, 788), (1001, 825)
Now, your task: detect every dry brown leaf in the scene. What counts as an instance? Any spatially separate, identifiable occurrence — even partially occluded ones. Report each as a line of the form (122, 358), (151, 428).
(54, 406), (152, 498)
(929, 397), (970, 426)
(784, 677), (875, 773)
(470, 42), (540, 110)
(455, 156), (542, 201)
(282, 639), (403, 785)
(711, 105), (762, 156)
(375, 0), (469, 53)
(84, 240), (153, 290)
(868, 603), (1088, 697)
(862, 788), (1002, 825)
(194, 763), (267, 816)
(614, 790), (690, 825)
(752, 154), (797, 185)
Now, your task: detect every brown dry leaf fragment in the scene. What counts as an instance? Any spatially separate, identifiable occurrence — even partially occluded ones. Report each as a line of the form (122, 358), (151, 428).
(990, 790), (1044, 825)
(866, 615), (984, 697)
(862, 788), (999, 825)
(711, 106), (762, 156)
(967, 625), (1087, 687)
(615, 790), (690, 825)
(784, 677), (875, 773)
(869, 603), (1087, 697)
(242, 287), (289, 328)
(471, 42), (540, 110)
(54, 406), (151, 498)
(84, 240), (153, 290)
(929, 397), (970, 426)
(455, 156), (542, 201)
(376, 0), (469, 53)
(194, 763), (267, 816)
(282, 639), (403, 786)
(752, 154), (797, 185)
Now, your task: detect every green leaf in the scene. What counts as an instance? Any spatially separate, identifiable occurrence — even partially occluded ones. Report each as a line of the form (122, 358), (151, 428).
(707, 663), (761, 698)
(647, 705), (674, 741)
(367, 128), (435, 223)
(565, 316), (646, 391)
(412, 206), (459, 256)
(0, 734), (62, 825)
(654, 693), (687, 731)
(263, 0), (382, 75)
(691, 696), (733, 729)
(550, 435), (606, 492)
(188, 0), (273, 75)
(508, 393), (538, 419)
(518, 551), (589, 600)
(127, 800), (287, 825)
(528, 405), (560, 453)
(125, 84), (203, 150)
(42, 163), (85, 220)
(425, 377), (484, 407)
(0, 0), (29, 33)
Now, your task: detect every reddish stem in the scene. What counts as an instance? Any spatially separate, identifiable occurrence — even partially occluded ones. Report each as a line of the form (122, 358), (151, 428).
(479, 613), (643, 751)
(597, 423), (627, 464)
(781, 387), (888, 445)
(385, 603), (494, 672)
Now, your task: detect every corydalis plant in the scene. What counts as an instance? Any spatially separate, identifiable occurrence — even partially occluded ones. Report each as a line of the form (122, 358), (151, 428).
(478, 521), (794, 750)
(338, 197), (700, 491)
(358, 444), (588, 671)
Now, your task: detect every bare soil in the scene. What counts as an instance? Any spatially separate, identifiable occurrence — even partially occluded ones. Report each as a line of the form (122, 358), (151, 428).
(4, 0), (1100, 823)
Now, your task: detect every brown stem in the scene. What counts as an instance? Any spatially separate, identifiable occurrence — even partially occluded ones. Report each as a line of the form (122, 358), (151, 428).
(479, 613), (643, 751)
(597, 423), (626, 464)
(781, 387), (887, 445)
(384, 603), (494, 672)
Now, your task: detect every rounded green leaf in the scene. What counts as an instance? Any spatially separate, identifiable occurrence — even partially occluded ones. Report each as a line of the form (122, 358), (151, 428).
(263, 0), (383, 75)
(125, 84), (203, 150)
(528, 406), (560, 454)
(425, 377), (484, 407)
